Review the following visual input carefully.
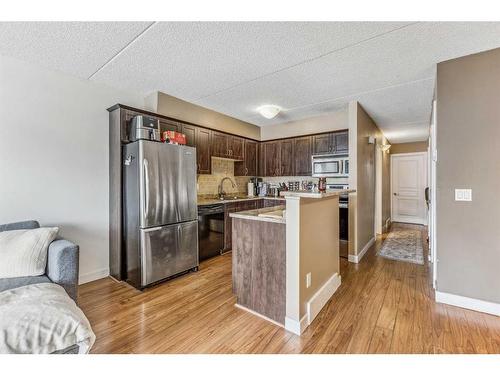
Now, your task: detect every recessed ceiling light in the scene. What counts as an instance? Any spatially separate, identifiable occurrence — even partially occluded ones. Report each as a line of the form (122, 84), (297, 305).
(256, 104), (281, 119)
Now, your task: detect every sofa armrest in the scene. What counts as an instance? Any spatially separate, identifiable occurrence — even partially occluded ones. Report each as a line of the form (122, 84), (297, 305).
(46, 239), (79, 303)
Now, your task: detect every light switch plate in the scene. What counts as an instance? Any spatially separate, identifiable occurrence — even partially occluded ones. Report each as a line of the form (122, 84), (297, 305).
(455, 189), (472, 201)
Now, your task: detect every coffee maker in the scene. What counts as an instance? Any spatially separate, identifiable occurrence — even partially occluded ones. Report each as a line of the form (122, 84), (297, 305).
(129, 115), (161, 142)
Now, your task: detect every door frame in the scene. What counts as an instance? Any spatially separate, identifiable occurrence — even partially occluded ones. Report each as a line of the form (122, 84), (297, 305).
(430, 100), (438, 289)
(390, 151), (428, 225)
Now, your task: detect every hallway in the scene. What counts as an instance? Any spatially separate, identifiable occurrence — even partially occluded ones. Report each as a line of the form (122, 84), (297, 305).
(79, 224), (500, 353)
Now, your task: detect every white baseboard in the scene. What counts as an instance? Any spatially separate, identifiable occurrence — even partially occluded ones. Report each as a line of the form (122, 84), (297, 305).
(307, 273), (341, 325)
(235, 304), (284, 328)
(79, 268), (109, 285)
(348, 237), (375, 263)
(383, 218), (392, 232)
(435, 291), (500, 316)
(284, 315), (308, 336)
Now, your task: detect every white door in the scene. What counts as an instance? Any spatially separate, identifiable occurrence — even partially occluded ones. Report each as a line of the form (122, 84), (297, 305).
(391, 152), (428, 225)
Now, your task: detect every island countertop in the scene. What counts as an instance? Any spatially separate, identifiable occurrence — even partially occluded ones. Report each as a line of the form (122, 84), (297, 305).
(229, 205), (286, 224)
(197, 195), (285, 206)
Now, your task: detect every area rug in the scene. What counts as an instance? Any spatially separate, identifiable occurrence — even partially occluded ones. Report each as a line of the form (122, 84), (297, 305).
(378, 228), (424, 265)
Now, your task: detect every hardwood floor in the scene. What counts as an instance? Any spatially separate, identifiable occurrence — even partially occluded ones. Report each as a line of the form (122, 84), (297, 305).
(79, 224), (500, 353)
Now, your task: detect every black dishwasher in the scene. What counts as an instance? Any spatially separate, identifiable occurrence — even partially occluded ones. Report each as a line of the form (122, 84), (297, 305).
(197, 204), (225, 261)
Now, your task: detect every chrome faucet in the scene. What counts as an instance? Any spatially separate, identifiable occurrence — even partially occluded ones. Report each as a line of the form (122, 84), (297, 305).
(218, 177), (236, 199)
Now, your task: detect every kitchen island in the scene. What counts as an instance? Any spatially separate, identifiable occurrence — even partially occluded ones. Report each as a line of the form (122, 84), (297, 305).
(230, 190), (355, 335)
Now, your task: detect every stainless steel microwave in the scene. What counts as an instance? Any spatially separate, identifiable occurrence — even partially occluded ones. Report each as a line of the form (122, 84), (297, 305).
(311, 154), (349, 178)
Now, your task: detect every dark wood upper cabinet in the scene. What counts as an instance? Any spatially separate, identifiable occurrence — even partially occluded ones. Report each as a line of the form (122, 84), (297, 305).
(230, 136), (245, 160)
(294, 136), (312, 176)
(245, 140), (258, 176)
(195, 127), (211, 174)
(159, 119), (180, 133)
(334, 131), (349, 154)
(181, 124), (196, 147)
(312, 133), (333, 154)
(280, 139), (294, 176)
(211, 131), (229, 158)
(258, 142), (264, 177)
(313, 131), (349, 155)
(235, 139), (257, 176)
(263, 141), (281, 177)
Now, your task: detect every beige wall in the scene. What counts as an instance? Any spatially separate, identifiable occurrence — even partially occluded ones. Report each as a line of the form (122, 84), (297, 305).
(436, 48), (500, 304)
(348, 101), (390, 256)
(260, 108), (348, 140)
(0, 54), (145, 284)
(154, 92), (261, 140)
(390, 141), (428, 154)
(382, 146), (391, 230)
(299, 196), (339, 317)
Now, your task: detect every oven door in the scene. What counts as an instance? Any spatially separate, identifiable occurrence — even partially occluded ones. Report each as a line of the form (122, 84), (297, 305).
(312, 156), (342, 177)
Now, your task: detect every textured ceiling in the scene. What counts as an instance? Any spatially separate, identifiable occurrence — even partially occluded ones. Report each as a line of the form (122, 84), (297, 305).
(2, 22), (500, 143)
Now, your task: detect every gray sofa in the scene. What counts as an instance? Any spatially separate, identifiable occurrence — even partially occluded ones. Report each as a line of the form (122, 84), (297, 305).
(0, 220), (79, 302)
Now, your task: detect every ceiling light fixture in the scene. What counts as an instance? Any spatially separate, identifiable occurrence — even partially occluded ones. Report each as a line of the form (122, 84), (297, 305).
(257, 104), (281, 119)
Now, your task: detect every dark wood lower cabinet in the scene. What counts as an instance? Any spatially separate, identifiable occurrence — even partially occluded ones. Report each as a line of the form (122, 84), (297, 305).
(262, 199), (285, 208)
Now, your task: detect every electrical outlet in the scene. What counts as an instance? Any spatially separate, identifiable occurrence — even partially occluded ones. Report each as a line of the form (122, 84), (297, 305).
(306, 273), (312, 288)
(455, 189), (472, 201)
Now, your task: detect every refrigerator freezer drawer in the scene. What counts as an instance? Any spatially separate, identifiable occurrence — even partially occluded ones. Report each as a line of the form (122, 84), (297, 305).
(140, 220), (199, 287)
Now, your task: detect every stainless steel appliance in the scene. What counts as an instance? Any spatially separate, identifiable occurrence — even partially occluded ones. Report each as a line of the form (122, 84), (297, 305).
(197, 204), (225, 261)
(129, 115), (161, 142)
(327, 184), (349, 259)
(122, 140), (199, 289)
(312, 154), (349, 178)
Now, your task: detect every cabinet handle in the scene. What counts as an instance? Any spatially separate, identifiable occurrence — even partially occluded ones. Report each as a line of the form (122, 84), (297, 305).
(245, 167), (248, 175)
(198, 163), (200, 172)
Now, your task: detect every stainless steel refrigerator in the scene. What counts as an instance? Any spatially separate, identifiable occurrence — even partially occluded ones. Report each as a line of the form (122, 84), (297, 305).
(122, 140), (199, 289)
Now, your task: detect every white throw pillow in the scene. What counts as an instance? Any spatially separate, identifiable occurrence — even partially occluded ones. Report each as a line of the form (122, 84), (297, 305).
(0, 227), (59, 278)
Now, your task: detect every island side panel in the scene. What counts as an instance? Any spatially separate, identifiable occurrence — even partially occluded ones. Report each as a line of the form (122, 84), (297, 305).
(232, 217), (286, 324)
(250, 222), (286, 323)
(232, 218), (255, 307)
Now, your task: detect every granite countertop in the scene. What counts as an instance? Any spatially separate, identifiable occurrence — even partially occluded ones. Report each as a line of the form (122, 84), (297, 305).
(280, 189), (356, 199)
(197, 195), (286, 206)
(229, 205), (286, 224)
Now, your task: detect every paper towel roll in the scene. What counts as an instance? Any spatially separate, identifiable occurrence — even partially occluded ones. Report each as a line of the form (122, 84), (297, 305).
(247, 182), (255, 197)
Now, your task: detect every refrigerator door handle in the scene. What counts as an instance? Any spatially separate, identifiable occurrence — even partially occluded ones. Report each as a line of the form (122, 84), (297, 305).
(143, 158), (150, 221)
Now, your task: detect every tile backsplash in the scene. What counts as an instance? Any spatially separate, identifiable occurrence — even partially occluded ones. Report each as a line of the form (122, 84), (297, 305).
(197, 158), (349, 196)
(197, 158), (251, 196)
(262, 176), (349, 186)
